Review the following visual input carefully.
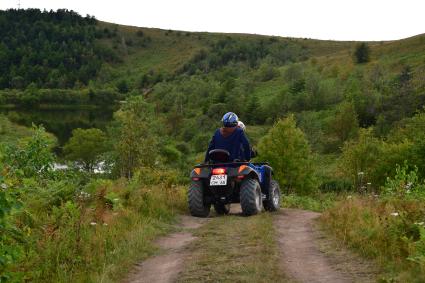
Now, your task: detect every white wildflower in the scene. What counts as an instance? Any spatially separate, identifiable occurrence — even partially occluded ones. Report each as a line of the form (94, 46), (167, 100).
(1, 183), (7, 190)
(90, 222), (97, 226)
(390, 212), (399, 217)
(77, 191), (91, 200)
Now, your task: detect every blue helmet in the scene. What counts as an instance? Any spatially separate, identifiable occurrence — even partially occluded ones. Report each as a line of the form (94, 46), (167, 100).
(222, 112), (238, 127)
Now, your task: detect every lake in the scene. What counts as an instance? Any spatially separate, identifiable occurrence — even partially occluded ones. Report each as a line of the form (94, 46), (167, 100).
(0, 108), (115, 148)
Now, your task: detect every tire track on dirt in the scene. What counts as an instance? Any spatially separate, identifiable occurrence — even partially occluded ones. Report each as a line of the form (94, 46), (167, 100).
(275, 209), (377, 283)
(124, 215), (208, 283)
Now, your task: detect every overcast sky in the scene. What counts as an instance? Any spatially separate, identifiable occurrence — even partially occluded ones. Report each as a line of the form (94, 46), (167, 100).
(1, 0), (424, 41)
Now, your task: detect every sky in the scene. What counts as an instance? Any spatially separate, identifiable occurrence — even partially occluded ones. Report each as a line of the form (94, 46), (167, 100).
(1, 0), (424, 41)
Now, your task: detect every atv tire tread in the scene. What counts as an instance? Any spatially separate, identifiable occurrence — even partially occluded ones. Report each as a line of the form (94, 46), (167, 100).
(264, 180), (281, 211)
(240, 178), (262, 216)
(188, 182), (210, 217)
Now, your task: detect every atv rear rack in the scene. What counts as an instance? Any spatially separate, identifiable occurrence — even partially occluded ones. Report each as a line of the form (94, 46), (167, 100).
(194, 162), (269, 168)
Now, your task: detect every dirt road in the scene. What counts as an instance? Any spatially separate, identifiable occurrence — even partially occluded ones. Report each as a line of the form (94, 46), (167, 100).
(124, 207), (377, 283)
(124, 215), (208, 283)
(275, 209), (377, 283)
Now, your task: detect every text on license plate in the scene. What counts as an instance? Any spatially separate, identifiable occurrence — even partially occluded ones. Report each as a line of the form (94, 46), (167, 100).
(210, 175), (227, 186)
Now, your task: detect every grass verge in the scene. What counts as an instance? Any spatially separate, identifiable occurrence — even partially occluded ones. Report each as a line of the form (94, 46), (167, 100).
(13, 180), (186, 282)
(282, 192), (339, 212)
(320, 196), (425, 282)
(177, 211), (287, 283)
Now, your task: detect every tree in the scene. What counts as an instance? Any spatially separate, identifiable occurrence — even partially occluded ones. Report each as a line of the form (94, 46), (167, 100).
(110, 96), (159, 178)
(354, 42), (370, 64)
(328, 101), (359, 147)
(245, 94), (261, 124)
(258, 114), (316, 194)
(63, 128), (107, 172)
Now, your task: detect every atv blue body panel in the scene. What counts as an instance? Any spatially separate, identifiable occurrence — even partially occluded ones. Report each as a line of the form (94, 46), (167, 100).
(248, 163), (267, 187)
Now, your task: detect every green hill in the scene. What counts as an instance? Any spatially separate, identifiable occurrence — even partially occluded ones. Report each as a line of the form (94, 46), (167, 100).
(1, 8), (424, 184)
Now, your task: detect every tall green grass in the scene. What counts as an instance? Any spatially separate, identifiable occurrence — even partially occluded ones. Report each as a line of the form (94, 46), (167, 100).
(321, 196), (425, 282)
(12, 178), (186, 282)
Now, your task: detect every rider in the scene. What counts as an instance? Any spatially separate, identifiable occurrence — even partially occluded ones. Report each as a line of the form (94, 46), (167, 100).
(237, 120), (257, 158)
(237, 120), (246, 131)
(204, 112), (251, 163)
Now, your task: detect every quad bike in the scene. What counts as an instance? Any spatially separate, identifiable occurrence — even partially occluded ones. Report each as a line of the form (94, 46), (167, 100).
(188, 149), (281, 217)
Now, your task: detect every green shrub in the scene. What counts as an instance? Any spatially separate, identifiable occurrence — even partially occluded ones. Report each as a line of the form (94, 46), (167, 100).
(0, 182), (23, 282)
(2, 125), (55, 179)
(64, 128), (108, 172)
(161, 144), (182, 164)
(175, 142), (190, 155)
(383, 163), (425, 199)
(258, 114), (316, 194)
(193, 134), (211, 153)
(339, 128), (417, 191)
(354, 42), (370, 64)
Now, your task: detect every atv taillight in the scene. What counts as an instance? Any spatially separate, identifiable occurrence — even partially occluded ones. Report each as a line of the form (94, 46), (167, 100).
(212, 168), (226, 175)
(238, 165), (248, 173)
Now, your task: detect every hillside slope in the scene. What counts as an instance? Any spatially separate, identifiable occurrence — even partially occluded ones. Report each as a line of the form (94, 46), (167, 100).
(1, 8), (424, 187)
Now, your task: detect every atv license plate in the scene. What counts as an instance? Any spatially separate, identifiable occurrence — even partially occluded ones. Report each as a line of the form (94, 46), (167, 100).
(210, 175), (227, 186)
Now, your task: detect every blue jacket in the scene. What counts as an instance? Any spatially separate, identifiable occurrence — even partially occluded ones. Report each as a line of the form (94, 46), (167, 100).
(205, 127), (251, 162)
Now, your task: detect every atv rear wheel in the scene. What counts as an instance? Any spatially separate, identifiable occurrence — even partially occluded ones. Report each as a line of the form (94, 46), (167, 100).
(214, 203), (231, 215)
(188, 182), (210, 217)
(264, 180), (281, 211)
(240, 178), (263, 216)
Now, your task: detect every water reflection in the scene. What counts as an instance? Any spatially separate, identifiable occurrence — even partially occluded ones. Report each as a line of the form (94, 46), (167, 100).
(0, 108), (114, 149)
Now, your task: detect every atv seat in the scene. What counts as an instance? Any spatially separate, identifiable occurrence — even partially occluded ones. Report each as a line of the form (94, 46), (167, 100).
(208, 149), (231, 163)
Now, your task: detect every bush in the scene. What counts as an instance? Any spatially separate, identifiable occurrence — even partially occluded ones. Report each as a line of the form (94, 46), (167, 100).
(64, 128), (107, 172)
(339, 128), (416, 191)
(258, 114), (316, 194)
(327, 101), (359, 147)
(2, 125), (55, 179)
(256, 63), (279, 82)
(382, 163), (425, 199)
(116, 79), (130, 93)
(354, 42), (370, 64)
(161, 144), (182, 164)
(193, 134), (211, 153)
(175, 142), (190, 155)
(0, 183), (23, 281)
